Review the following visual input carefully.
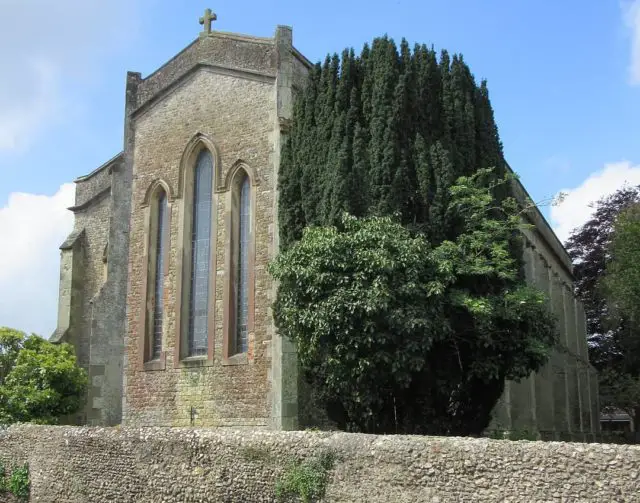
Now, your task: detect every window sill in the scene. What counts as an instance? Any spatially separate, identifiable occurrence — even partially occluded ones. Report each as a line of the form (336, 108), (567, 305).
(222, 353), (249, 366)
(143, 353), (166, 371)
(177, 355), (214, 368)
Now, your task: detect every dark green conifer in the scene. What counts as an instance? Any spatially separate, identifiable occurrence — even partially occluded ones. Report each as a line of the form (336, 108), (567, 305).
(276, 34), (528, 436)
(279, 36), (509, 247)
(299, 64), (322, 228)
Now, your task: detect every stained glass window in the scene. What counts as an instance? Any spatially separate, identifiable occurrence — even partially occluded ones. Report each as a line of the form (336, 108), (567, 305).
(187, 150), (213, 357)
(235, 174), (250, 354)
(151, 190), (168, 360)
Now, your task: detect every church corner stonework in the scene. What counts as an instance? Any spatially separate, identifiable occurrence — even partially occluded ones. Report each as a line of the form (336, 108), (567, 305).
(51, 17), (599, 439)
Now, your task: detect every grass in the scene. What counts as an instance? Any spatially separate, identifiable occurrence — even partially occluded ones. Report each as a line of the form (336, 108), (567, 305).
(275, 450), (336, 503)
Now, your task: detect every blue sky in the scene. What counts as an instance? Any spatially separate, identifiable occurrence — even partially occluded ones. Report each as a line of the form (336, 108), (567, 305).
(1, 0), (639, 336)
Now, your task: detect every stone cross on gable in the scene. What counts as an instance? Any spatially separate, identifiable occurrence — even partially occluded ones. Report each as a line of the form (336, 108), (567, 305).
(199, 8), (217, 37)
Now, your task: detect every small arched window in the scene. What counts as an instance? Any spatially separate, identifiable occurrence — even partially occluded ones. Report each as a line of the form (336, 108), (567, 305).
(187, 150), (214, 357)
(230, 171), (251, 355)
(102, 242), (108, 283)
(151, 190), (168, 360)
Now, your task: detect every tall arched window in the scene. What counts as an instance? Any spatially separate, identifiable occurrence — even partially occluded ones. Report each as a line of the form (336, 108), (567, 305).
(187, 150), (214, 357)
(151, 190), (168, 359)
(230, 172), (251, 355)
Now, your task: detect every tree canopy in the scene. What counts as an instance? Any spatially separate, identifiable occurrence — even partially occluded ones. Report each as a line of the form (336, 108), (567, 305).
(564, 186), (640, 431)
(279, 37), (506, 248)
(276, 37), (558, 434)
(0, 327), (87, 425)
(565, 186), (640, 366)
(600, 202), (640, 428)
(272, 170), (557, 435)
(602, 203), (640, 328)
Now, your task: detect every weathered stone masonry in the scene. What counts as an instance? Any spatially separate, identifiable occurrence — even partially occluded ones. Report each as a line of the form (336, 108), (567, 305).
(1, 425), (638, 503)
(53, 25), (312, 428)
(51, 153), (126, 426)
(52, 21), (599, 437)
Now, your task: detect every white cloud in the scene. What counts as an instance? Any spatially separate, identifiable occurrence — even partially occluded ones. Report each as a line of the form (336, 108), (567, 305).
(0, 0), (140, 152)
(550, 161), (640, 244)
(623, 0), (640, 85)
(0, 184), (75, 336)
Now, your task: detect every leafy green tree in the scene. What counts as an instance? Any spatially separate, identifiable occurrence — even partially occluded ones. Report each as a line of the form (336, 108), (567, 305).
(599, 368), (640, 432)
(276, 35), (559, 434)
(271, 171), (557, 435)
(602, 203), (640, 326)
(564, 186), (640, 432)
(564, 186), (640, 366)
(0, 328), (87, 425)
(0, 327), (24, 386)
(600, 203), (640, 430)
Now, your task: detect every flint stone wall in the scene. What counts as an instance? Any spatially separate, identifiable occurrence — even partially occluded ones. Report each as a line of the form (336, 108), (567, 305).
(0, 425), (639, 502)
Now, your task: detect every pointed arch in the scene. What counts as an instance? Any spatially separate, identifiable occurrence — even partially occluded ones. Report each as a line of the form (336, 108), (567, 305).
(140, 182), (171, 369)
(223, 165), (256, 362)
(221, 159), (259, 192)
(141, 178), (175, 207)
(177, 132), (223, 198)
(174, 134), (220, 365)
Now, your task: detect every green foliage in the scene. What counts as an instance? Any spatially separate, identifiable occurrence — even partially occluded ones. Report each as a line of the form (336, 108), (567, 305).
(602, 204), (640, 325)
(565, 188), (640, 431)
(565, 186), (640, 369)
(277, 35), (557, 435)
(0, 463), (30, 500)
(0, 462), (6, 492)
(8, 464), (29, 501)
(279, 37), (506, 249)
(601, 204), (640, 430)
(275, 451), (335, 503)
(0, 327), (87, 425)
(599, 368), (640, 425)
(0, 327), (25, 386)
(271, 170), (558, 435)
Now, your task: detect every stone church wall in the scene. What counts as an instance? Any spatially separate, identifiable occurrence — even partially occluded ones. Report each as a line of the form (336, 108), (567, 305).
(51, 154), (123, 425)
(122, 31), (286, 427)
(134, 33), (278, 110)
(1, 425), (638, 502)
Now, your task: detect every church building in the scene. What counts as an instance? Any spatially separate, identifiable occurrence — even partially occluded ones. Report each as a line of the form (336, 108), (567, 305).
(51, 11), (600, 440)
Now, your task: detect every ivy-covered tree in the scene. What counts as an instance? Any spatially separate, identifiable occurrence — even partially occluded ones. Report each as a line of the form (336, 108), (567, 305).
(0, 327), (87, 425)
(276, 36), (557, 434)
(271, 171), (557, 435)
